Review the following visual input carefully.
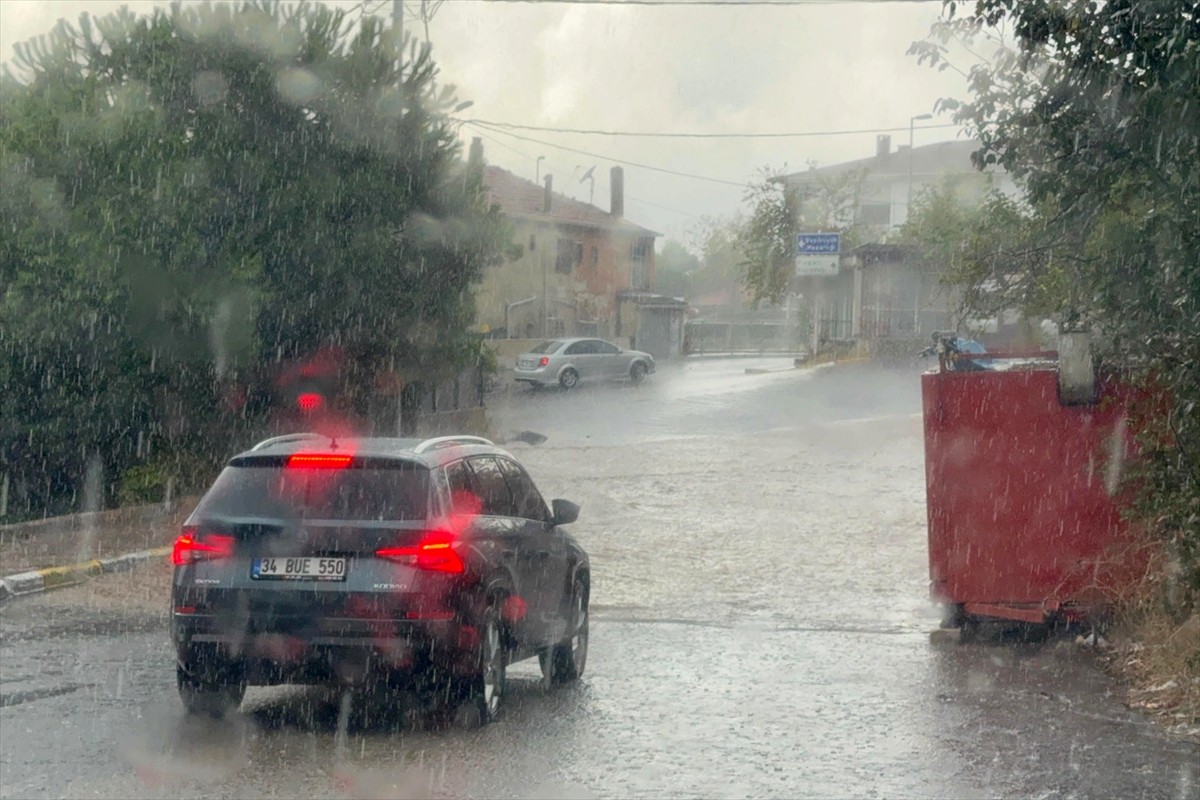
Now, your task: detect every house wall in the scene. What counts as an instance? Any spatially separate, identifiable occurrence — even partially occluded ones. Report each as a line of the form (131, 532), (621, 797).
(474, 219), (653, 340)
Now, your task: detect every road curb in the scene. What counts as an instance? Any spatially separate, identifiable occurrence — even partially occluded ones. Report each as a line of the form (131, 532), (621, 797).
(0, 547), (171, 605)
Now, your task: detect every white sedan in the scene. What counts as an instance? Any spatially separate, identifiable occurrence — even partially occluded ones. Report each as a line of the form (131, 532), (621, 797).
(514, 337), (656, 389)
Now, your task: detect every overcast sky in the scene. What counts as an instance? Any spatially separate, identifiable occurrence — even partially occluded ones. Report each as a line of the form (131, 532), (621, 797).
(0, 0), (980, 245)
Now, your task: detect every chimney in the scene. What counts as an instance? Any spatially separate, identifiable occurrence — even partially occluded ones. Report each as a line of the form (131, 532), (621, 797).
(610, 166), (624, 218)
(467, 137), (484, 171)
(876, 134), (891, 159)
(543, 175), (553, 213)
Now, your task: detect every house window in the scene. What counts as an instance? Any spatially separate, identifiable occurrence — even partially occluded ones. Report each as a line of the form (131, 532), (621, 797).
(630, 237), (652, 289)
(630, 238), (651, 262)
(556, 238), (582, 274)
(859, 203), (891, 226)
(591, 245), (599, 266)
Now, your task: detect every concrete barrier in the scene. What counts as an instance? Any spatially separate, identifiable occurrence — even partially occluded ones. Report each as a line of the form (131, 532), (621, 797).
(0, 547), (172, 605)
(0, 498), (195, 575)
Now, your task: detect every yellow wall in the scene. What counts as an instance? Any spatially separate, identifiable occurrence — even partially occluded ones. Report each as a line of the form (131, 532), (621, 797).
(474, 218), (652, 340)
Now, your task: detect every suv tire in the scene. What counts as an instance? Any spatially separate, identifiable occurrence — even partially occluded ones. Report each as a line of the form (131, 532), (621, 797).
(177, 665), (245, 718)
(541, 578), (588, 685)
(559, 368), (579, 390)
(629, 362), (648, 385)
(455, 599), (506, 728)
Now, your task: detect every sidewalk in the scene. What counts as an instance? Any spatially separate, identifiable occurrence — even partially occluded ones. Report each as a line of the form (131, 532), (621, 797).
(0, 499), (195, 576)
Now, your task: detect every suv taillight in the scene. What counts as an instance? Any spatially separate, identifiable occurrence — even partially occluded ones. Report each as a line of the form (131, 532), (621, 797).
(376, 531), (465, 574)
(539, 356), (550, 367)
(171, 527), (235, 566)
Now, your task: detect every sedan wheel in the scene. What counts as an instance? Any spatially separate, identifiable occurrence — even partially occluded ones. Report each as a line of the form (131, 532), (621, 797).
(559, 368), (579, 390)
(629, 362), (648, 385)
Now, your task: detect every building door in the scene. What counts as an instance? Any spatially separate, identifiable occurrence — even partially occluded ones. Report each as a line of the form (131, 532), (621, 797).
(638, 309), (673, 359)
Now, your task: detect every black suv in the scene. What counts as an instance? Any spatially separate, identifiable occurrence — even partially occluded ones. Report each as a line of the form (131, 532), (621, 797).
(170, 433), (589, 724)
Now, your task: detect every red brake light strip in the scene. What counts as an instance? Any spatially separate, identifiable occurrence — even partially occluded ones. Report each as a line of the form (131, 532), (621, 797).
(286, 453), (352, 468)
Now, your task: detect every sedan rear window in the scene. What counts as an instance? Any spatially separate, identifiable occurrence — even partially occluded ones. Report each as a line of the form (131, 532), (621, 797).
(192, 460), (429, 521)
(530, 340), (565, 354)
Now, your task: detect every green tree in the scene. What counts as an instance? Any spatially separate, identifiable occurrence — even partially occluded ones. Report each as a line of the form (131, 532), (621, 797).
(897, 182), (1064, 333)
(736, 165), (868, 306)
(912, 0), (1200, 604)
(1, 1), (508, 519)
(736, 169), (798, 306)
(654, 239), (701, 298)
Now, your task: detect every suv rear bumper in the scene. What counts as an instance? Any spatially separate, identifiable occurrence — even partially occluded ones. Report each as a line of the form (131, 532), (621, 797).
(173, 612), (478, 684)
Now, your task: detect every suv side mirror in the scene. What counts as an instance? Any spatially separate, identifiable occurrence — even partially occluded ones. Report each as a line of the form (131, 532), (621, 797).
(551, 499), (580, 526)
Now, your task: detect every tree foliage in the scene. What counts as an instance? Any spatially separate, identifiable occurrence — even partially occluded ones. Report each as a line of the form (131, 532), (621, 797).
(736, 165), (867, 306)
(1, 1), (509, 519)
(653, 239), (700, 298)
(912, 0), (1200, 604)
(736, 170), (798, 306)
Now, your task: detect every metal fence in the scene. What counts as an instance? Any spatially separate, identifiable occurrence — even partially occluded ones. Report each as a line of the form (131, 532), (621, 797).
(685, 321), (806, 355)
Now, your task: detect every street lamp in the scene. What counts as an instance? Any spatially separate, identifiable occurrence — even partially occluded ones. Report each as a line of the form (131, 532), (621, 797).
(907, 113), (933, 217)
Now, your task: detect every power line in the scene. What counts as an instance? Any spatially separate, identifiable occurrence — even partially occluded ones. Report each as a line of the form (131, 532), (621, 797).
(457, 118), (958, 139)
(463, 127), (705, 217)
(465, 120), (750, 187)
(443, 0), (940, 6)
(627, 195), (703, 218)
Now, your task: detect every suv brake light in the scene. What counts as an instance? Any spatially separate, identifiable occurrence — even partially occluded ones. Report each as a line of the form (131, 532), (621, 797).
(171, 527), (235, 566)
(539, 356), (550, 367)
(376, 531), (464, 574)
(287, 453), (352, 468)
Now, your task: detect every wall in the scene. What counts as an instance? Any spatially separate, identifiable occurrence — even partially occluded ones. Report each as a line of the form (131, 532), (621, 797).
(474, 219), (651, 340)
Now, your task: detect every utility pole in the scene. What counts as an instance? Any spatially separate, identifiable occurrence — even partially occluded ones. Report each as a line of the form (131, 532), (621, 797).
(392, 0), (404, 51)
(907, 113), (932, 219)
(393, 0), (406, 435)
(393, 0), (405, 95)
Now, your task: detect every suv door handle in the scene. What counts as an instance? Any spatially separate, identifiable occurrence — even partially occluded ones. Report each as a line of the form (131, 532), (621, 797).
(501, 549), (516, 560)
(534, 550), (551, 559)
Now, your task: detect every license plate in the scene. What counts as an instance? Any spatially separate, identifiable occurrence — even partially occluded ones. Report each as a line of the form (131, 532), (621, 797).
(251, 557), (347, 581)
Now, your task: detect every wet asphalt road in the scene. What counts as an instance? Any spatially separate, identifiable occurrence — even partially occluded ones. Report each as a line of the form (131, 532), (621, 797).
(2, 358), (1197, 799)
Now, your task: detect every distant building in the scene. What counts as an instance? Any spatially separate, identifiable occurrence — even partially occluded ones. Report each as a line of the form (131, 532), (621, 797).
(777, 136), (1019, 348)
(779, 136), (1019, 233)
(473, 143), (684, 358)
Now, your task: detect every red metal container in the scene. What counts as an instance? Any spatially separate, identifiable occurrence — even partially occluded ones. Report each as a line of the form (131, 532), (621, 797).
(922, 352), (1150, 627)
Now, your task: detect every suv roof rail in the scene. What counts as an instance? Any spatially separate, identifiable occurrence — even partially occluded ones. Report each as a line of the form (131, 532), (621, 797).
(250, 433), (328, 452)
(412, 435), (494, 454)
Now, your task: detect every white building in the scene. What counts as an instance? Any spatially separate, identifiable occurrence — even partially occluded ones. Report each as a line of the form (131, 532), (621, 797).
(779, 136), (1019, 233)
(776, 136), (1020, 348)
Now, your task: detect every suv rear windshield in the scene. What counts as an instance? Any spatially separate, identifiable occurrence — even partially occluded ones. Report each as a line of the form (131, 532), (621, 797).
(530, 340), (565, 354)
(192, 459), (429, 521)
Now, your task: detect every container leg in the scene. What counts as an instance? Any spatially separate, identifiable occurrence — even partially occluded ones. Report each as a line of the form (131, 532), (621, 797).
(939, 603), (967, 629)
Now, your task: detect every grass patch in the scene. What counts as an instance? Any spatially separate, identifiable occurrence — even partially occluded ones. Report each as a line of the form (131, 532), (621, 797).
(1104, 547), (1200, 741)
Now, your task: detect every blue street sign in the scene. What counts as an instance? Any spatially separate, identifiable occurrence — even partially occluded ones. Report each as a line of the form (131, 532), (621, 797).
(796, 233), (840, 255)
(795, 232), (841, 276)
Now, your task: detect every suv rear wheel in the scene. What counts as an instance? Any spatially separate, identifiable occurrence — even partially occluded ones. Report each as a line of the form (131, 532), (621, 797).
(455, 599), (507, 728)
(176, 665), (245, 718)
(541, 578), (588, 685)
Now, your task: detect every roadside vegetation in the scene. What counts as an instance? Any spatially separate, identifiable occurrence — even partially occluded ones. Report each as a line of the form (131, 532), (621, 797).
(0, 1), (510, 521)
